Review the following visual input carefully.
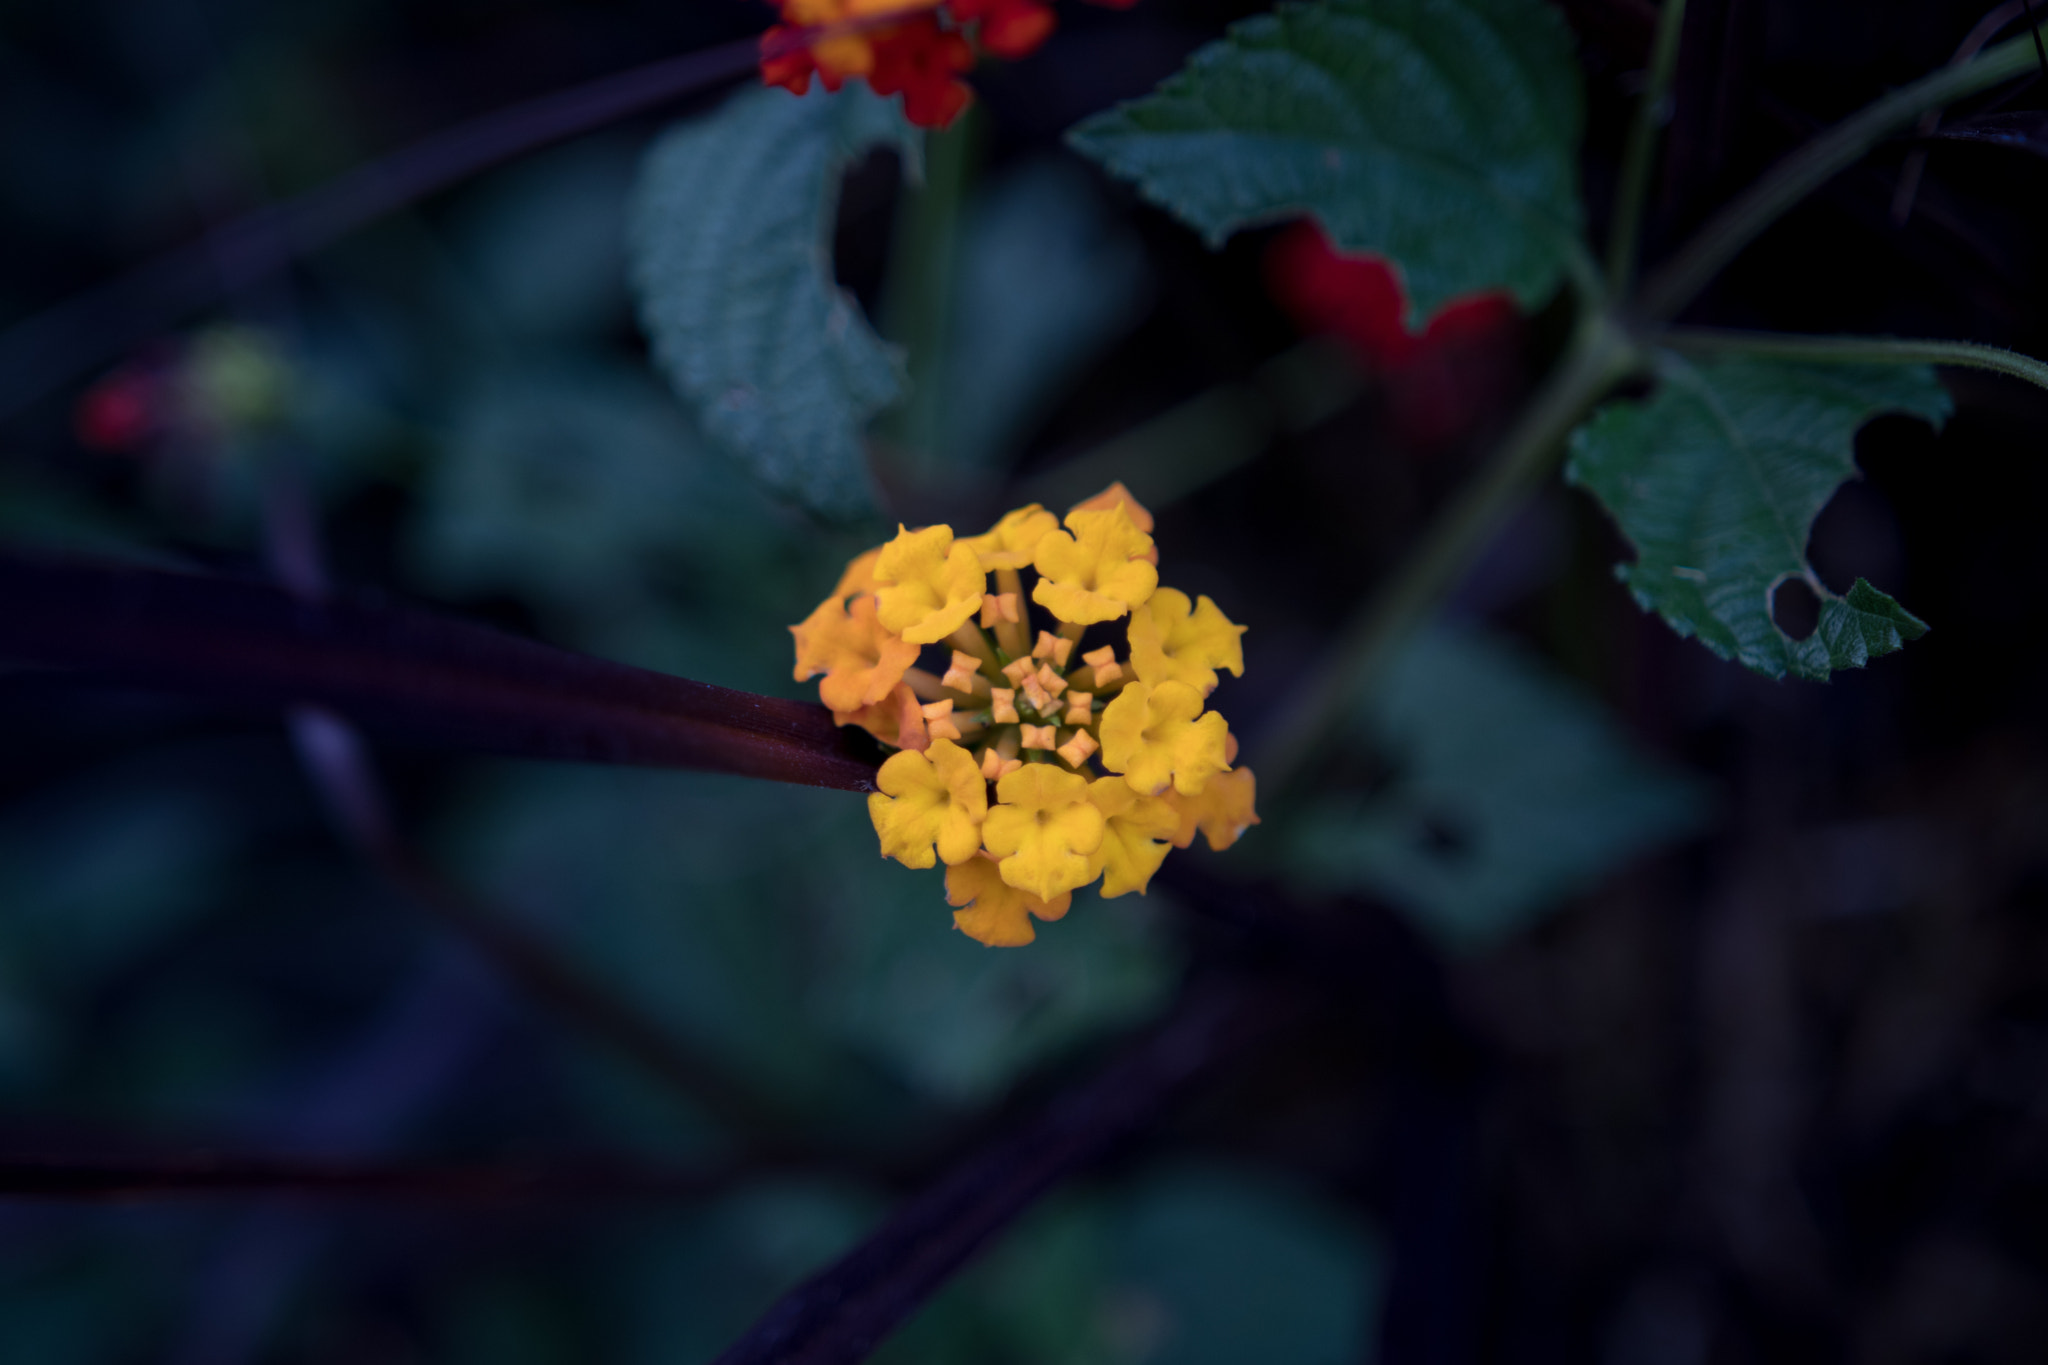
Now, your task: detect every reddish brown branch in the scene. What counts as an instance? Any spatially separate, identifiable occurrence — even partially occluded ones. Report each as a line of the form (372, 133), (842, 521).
(0, 553), (879, 793)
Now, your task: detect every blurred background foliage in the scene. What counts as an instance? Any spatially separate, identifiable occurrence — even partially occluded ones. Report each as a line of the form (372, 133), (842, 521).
(4, 1), (2048, 1362)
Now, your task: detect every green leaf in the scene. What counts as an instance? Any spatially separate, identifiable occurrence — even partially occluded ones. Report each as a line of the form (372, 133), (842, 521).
(455, 769), (855, 1112)
(0, 776), (237, 1090)
(1565, 354), (1951, 680)
(1067, 0), (1585, 321)
(1286, 625), (1709, 953)
(630, 86), (917, 521)
(453, 767), (1176, 1124)
(955, 1200), (1122, 1365)
(619, 1183), (881, 1365)
(409, 360), (781, 613)
(1111, 1165), (1384, 1365)
(452, 139), (636, 342)
(0, 1249), (163, 1365)
(816, 863), (1178, 1106)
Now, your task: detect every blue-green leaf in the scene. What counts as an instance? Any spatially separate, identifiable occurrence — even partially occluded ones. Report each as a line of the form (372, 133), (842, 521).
(455, 768), (1176, 1117)
(1112, 1165), (1384, 1365)
(1287, 625), (1709, 953)
(1067, 0), (1585, 321)
(630, 86), (917, 521)
(0, 777), (237, 1090)
(1566, 353), (1951, 680)
(409, 361), (784, 616)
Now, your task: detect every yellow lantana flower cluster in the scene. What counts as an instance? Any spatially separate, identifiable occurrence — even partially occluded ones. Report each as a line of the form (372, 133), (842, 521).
(792, 484), (1259, 946)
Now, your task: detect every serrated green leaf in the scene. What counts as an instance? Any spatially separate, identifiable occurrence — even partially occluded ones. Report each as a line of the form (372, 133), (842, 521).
(1067, 0), (1584, 321)
(630, 86), (917, 521)
(1286, 625), (1709, 953)
(1566, 354), (1950, 680)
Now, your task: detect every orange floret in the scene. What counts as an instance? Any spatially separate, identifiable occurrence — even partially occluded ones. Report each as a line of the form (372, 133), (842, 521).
(946, 852), (1069, 946)
(792, 593), (921, 713)
(1165, 766), (1260, 852)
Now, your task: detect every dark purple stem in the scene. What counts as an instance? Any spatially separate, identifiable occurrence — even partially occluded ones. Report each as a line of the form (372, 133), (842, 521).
(711, 981), (1285, 1365)
(255, 452), (804, 1138)
(0, 19), (896, 420)
(0, 1154), (746, 1205)
(0, 552), (880, 792)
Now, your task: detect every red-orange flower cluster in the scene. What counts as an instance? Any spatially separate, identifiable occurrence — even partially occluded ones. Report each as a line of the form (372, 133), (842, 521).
(761, 0), (1136, 129)
(1266, 222), (1522, 449)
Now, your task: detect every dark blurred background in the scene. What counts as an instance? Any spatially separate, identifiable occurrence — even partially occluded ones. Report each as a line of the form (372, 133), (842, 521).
(5, 1), (2048, 1362)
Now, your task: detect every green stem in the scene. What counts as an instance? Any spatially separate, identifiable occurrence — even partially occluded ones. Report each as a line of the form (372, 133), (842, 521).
(1259, 314), (1643, 796)
(1660, 328), (2048, 395)
(1019, 337), (1363, 513)
(1605, 0), (1689, 294)
(880, 107), (978, 476)
(1636, 26), (2044, 321)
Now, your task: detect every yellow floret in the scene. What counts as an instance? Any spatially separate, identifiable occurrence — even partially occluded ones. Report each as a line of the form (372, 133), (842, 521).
(1128, 588), (1246, 696)
(867, 738), (988, 869)
(963, 504), (1060, 571)
(1085, 776), (1180, 897)
(980, 763), (1104, 901)
(1031, 504), (1158, 625)
(874, 524), (986, 644)
(1098, 679), (1230, 797)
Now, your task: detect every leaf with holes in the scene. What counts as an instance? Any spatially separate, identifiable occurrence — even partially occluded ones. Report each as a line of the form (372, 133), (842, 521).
(1566, 354), (1950, 681)
(1284, 625), (1709, 953)
(1066, 0), (1585, 322)
(630, 86), (917, 521)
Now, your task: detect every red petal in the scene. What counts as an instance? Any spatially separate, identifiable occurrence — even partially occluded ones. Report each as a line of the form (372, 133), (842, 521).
(1265, 221), (1414, 366)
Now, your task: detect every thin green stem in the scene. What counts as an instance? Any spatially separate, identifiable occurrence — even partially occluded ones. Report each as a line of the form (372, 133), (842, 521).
(1259, 315), (1643, 796)
(1019, 337), (1363, 513)
(1637, 25), (2044, 321)
(1605, 0), (1689, 294)
(880, 107), (978, 477)
(1661, 327), (2048, 395)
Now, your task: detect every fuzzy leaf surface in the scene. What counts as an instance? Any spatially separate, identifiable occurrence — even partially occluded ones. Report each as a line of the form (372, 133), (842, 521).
(630, 86), (916, 521)
(1566, 354), (1950, 680)
(1067, 0), (1584, 321)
